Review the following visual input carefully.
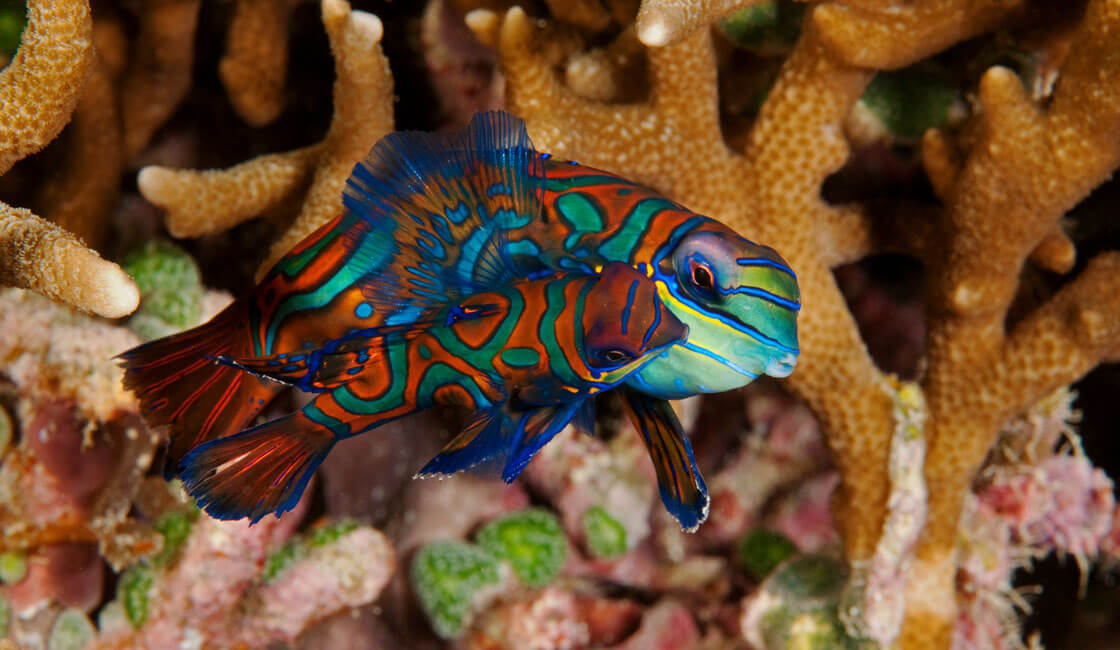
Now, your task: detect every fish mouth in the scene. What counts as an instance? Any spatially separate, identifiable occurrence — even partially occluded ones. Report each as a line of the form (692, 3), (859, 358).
(764, 352), (798, 378)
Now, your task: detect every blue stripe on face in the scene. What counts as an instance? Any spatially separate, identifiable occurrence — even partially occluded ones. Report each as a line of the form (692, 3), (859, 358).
(621, 278), (639, 335)
(717, 285), (801, 311)
(640, 291), (662, 350)
(679, 340), (760, 381)
(736, 257), (795, 276)
(658, 273), (799, 355)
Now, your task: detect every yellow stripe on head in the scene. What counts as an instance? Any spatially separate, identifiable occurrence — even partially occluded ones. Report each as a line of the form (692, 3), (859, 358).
(654, 281), (742, 338)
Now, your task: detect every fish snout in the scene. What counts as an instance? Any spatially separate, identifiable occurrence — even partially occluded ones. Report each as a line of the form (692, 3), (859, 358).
(765, 351), (798, 378)
(649, 306), (689, 351)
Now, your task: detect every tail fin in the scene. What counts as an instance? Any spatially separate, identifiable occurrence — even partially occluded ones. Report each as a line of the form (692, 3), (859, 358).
(116, 302), (282, 477)
(178, 411), (335, 523)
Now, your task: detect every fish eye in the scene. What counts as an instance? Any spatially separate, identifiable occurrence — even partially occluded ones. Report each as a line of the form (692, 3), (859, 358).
(592, 348), (634, 366)
(691, 264), (714, 291)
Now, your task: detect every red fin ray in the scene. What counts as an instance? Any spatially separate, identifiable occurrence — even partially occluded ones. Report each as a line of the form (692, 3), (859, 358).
(177, 411), (336, 522)
(117, 302), (281, 477)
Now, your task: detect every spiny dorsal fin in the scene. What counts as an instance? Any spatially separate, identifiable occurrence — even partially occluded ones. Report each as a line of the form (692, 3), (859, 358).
(343, 111), (543, 323)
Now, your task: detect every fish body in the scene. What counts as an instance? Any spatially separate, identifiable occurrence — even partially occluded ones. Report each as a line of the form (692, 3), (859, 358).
(513, 159), (801, 398)
(120, 112), (800, 530)
(244, 117), (802, 401)
(176, 262), (689, 523)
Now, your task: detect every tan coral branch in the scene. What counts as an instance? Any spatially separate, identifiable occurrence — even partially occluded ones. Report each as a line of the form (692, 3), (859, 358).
(1028, 226), (1076, 274)
(920, 128), (959, 203)
(546, 0), (612, 31)
(137, 0), (395, 279)
(262, 0), (394, 274)
(564, 27), (645, 102)
(904, 0), (1120, 644)
(36, 51), (123, 249)
(139, 145), (322, 238)
(490, 5), (897, 564)
(812, 0), (1024, 70)
(635, 0), (766, 47)
(118, 0), (202, 158)
(493, 7), (750, 214)
(0, 205), (139, 319)
(220, 0), (302, 127)
(996, 253), (1120, 413)
(737, 26), (899, 561)
(487, 4), (1120, 646)
(0, 0), (92, 175)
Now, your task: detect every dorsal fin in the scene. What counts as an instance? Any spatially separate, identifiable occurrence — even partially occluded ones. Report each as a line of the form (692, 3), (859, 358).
(342, 111), (543, 323)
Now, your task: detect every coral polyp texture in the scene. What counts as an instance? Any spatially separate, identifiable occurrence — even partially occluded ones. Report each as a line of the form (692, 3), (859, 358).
(137, 0), (395, 276)
(2, 0), (1120, 648)
(0, 0), (138, 319)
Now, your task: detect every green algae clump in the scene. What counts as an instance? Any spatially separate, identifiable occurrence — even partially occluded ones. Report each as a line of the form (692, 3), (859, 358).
(309, 519), (359, 547)
(152, 509), (197, 567)
(262, 541), (306, 583)
(262, 519), (362, 583)
(411, 540), (500, 639)
(744, 554), (871, 650)
(475, 508), (565, 587)
(0, 596), (10, 638)
(858, 67), (959, 141)
(582, 506), (628, 558)
(718, 0), (805, 55)
(118, 565), (154, 628)
(738, 528), (798, 579)
(122, 240), (204, 341)
(0, 550), (27, 584)
(0, 0), (25, 59)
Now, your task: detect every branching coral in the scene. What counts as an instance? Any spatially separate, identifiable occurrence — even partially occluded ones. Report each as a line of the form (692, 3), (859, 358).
(635, 0), (761, 47)
(220, 0), (303, 127)
(0, 208), (138, 319)
(138, 0), (395, 277)
(477, 0), (1120, 646)
(4, 0), (1117, 645)
(0, 0), (138, 319)
(0, 0), (91, 175)
(35, 51), (122, 249)
(117, 0), (201, 158)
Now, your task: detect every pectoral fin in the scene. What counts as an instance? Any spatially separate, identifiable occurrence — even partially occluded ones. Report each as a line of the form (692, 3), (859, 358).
(415, 407), (512, 480)
(571, 398), (596, 437)
(502, 400), (583, 481)
(416, 399), (582, 483)
(619, 388), (709, 532)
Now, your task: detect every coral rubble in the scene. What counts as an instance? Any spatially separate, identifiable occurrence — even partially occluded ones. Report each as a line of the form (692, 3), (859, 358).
(91, 511), (395, 649)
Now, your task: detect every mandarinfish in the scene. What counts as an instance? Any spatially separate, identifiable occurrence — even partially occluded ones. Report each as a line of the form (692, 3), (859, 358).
(118, 112), (800, 531)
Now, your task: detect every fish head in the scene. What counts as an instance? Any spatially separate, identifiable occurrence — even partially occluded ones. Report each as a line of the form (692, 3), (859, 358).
(579, 262), (688, 383)
(627, 228), (801, 397)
